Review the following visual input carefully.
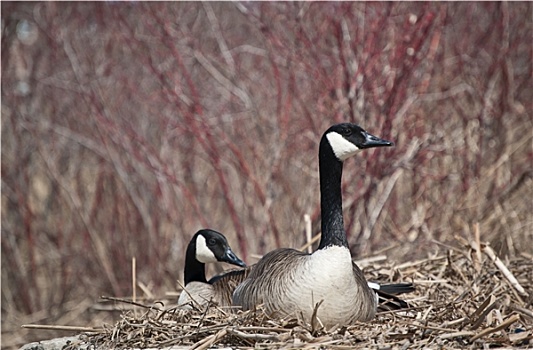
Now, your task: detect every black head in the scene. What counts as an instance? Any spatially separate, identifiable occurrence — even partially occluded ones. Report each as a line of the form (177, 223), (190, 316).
(192, 229), (246, 268)
(323, 123), (393, 161)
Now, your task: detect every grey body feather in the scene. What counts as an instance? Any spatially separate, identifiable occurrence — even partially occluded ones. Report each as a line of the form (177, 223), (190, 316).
(233, 246), (377, 325)
(179, 267), (250, 308)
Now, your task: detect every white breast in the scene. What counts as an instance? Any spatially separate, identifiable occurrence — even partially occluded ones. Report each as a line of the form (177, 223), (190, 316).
(267, 246), (375, 326)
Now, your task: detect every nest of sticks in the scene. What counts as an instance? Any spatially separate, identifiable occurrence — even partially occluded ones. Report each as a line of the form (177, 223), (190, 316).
(62, 240), (531, 349)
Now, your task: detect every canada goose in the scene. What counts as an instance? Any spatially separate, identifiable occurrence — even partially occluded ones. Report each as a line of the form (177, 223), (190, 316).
(177, 229), (247, 309)
(233, 123), (396, 326)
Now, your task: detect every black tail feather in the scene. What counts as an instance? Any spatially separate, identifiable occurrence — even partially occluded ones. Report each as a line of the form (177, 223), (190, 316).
(377, 282), (415, 295)
(376, 290), (410, 310)
(371, 282), (414, 311)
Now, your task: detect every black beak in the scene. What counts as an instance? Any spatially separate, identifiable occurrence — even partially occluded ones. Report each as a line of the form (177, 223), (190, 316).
(221, 248), (246, 268)
(360, 132), (394, 149)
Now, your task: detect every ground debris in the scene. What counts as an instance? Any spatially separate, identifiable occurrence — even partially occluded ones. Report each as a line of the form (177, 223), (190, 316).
(47, 248), (533, 349)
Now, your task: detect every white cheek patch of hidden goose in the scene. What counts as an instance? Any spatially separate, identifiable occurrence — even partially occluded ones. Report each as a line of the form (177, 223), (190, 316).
(195, 235), (218, 263)
(326, 132), (361, 161)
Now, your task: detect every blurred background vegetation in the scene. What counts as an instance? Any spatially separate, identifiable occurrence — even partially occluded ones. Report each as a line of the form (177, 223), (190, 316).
(2, 2), (531, 348)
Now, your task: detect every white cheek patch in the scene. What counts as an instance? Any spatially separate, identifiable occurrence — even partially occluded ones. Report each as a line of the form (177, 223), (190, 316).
(195, 235), (218, 263)
(326, 132), (361, 161)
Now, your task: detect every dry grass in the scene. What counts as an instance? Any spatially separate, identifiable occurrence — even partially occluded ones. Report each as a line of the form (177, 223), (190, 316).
(21, 239), (531, 350)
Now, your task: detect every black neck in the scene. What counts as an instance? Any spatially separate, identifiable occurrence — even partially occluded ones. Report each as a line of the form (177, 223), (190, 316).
(184, 242), (207, 284)
(317, 138), (349, 249)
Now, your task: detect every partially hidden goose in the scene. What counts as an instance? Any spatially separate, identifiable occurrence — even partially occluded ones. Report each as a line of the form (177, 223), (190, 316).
(233, 123), (406, 327)
(177, 229), (247, 309)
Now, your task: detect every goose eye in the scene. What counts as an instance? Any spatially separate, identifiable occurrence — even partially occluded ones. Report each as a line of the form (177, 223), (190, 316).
(208, 238), (217, 246)
(343, 128), (352, 136)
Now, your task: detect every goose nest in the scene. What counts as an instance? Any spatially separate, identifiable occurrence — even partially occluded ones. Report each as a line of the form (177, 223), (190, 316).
(28, 242), (533, 349)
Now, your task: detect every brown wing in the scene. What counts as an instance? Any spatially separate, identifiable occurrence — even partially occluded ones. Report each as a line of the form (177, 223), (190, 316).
(232, 248), (308, 310)
(210, 266), (253, 307)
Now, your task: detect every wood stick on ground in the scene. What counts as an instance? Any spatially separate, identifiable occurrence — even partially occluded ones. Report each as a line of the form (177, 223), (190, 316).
(228, 328), (281, 341)
(482, 245), (529, 297)
(470, 314), (521, 341)
(354, 255), (388, 267)
(132, 256), (137, 317)
(438, 330), (476, 340)
(21, 324), (103, 332)
(510, 304), (533, 320)
(99, 296), (164, 311)
(469, 295), (498, 330)
(191, 328), (228, 350)
(470, 223), (482, 273)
